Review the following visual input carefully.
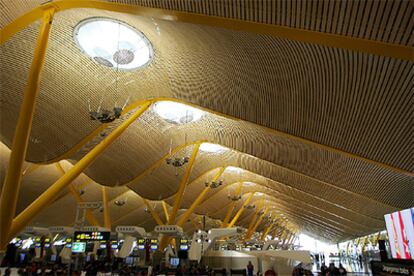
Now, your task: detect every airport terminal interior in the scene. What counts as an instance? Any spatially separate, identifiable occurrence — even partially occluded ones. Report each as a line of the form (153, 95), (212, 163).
(0, 0), (413, 275)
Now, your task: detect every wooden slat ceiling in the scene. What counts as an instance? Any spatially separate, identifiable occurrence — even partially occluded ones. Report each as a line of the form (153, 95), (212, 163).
(0, 1), (413, 242)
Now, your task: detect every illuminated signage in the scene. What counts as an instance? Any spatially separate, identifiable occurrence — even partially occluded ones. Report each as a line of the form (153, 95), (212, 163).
(150, 239), (158, 250)
(137, 238), (145, 250)
(180, 239), (189, 250)
(74, 231), (110, 241)
(72, 242), (86, 253)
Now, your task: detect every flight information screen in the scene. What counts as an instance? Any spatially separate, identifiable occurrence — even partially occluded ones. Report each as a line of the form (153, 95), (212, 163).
(74, 231), (110, 241)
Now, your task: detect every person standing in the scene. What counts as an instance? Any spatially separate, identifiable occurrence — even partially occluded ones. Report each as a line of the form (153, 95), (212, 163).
(247, 261), (254, 276)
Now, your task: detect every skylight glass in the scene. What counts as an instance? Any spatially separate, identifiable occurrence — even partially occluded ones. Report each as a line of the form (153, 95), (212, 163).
(153, 101), (204, 124)
(74, 18), (153, 70)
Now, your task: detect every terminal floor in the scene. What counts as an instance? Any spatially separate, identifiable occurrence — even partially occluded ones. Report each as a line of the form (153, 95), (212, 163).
(312, 257), (372, 275)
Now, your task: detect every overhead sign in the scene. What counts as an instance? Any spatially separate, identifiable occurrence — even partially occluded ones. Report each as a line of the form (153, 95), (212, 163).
(72, 242), (86, 253)
(137, 238), (145, 250)
(150, 239), (158, 250)
(74, 231), (110, 241)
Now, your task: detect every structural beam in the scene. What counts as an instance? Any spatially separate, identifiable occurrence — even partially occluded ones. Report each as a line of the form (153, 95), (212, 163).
(55, 163), (100, 227)
(161, 201), (169, 223)
(176, 167), (225, 226)
(221, 183), (243, 227)
(228, 193), (254, 228)
(245, 207), (269, 240)
(158, 151), (215, 251)
(1, 1), (413, 61)
(101, 186), (111, 229)
(6, 102), (151, 243)
(260, 224), (273, 240)
(167, 143), (200, 224)
(143, 199), (164, 226)
(68, 184), (100, 227)
(0, 8), (55, 251)
(243, 199), (263, 240)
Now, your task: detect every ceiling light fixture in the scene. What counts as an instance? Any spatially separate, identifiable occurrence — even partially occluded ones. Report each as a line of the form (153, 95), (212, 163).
(74, 18), (153, 70)
(153, 101), (204, 124)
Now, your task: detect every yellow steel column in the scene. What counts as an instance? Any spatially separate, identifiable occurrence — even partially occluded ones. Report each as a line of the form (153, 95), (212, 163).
(245, 207), (269, 240)
(260, 224), (273, 240)
(68, 184), (100, 226)
(243, 199), (263, 240)
(101, 186), (111, 229)
(158, 151), (213, 251)
(0, 8), (55, 250)
(228, 192), (254, 228)
(221, 183), (242, 227)
(161, 201), (169, 223)
(176, 167), (225, 226)
(143, 199), (164, 226)
(167, 143), (200, 224)
(7, 102), (151, 242)
(55, 162), (100, 227)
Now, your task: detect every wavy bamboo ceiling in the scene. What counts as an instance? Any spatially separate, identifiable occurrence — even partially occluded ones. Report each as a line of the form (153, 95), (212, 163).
(0, 0), (413, 243)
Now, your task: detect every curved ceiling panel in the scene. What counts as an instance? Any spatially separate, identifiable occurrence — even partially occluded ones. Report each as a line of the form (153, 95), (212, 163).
(1, 1), (413, 243)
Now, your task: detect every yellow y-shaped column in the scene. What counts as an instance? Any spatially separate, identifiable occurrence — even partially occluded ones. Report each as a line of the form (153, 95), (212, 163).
(143, 199), (164, 226)
(7, 102), (151, 243)
(221, 183), (242, 227)
(158, 144), (200, 251)
(227, 193), (254, 228)
(0, 7), (55, 250)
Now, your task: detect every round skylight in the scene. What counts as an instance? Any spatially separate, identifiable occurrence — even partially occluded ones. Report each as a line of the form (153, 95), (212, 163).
(153, 101), (204, 124)
(200, 143), (227, 153)
(74, 18), (153, 70)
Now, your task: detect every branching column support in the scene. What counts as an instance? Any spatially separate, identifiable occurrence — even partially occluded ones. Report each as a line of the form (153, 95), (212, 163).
(6, 102), (152, 244)
(227, 192), (254, 228)
(0, 8), (55, 251)
(221, 183), (242, 227)
(158, 144), (200, 251)
(143, 199), (164, 226)
(245, 207), (269, 240)
(260, 224), (273, 240)
(101, 186), (111, 229)
(167, 143), (200, 225)
(243, 199), (263, 240)
(55, 163), (100, 227)
(158, 167), (225, 251)
(176, 167), (225, 226)
(161, 201), (169, 223)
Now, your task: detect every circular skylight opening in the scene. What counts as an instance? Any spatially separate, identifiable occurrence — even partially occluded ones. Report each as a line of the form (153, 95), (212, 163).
(200, 143), (227, 153)
(74, 18), (153, 70)
(153, 101), (204, 124)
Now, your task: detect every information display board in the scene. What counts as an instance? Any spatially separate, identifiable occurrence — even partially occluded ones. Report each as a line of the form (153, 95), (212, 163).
(74, 231), (110, 241)
(385, 208), (414, 260)
(72, 242), (86, 253)
(180, 239), (189, 250)
(137, 238), (145, 250)
(150, 239), (158, 250)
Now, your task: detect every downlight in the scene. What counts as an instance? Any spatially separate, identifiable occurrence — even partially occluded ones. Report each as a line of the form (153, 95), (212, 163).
(200, 143), (227, 153)
(153, 101), (204, 124)
(74, 18), (153, 70)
